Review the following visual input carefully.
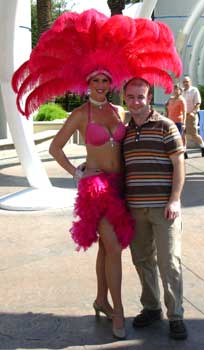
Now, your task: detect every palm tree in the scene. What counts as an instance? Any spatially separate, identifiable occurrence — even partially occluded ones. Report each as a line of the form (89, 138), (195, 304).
(107, 0), (125, 16)
(106, 1), (126, 103)
(107, 0), (140, 16)
(37, 0), (52, 38)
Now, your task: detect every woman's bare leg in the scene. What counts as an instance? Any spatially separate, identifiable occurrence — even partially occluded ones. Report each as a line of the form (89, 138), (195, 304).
(98, 217), (124, 329)
(95, 238), (113, 315)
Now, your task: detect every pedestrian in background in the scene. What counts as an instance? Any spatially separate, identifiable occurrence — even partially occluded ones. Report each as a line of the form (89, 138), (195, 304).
(165, 84), (187, 158)
(182, 76), (204, 158)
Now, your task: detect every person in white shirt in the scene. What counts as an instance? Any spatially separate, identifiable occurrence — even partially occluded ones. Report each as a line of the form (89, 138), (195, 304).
(182, 76), (204, 158)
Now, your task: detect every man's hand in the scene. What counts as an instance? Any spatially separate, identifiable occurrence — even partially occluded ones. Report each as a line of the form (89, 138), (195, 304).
(164, 200), (181, 220)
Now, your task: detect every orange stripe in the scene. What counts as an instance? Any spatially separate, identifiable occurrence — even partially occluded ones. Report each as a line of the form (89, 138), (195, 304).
(127, 175), (172, 179)
(126, 152), (168, 157)
(127, 197), (169, 201)
(142, 130), (163, 135)
(127, 130), (163, 136)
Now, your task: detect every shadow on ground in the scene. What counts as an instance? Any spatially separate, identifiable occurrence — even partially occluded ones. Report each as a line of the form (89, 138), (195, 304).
(0, 174), (75, 189)
(0, 312), (203, 349)
(182, 173), (204, 207)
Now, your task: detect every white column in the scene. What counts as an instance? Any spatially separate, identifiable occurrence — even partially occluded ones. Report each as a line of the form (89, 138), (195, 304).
(188, 26), (204, 85)
(139, 0), (158, 18)
(198, 44), (204, 84)
(176, 0), (204, 63)
(0, 0), (75, 210)
(0, 0), (51, 189)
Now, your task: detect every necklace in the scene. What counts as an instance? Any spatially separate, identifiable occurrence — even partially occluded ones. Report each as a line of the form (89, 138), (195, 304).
(89, 97), (108, 109)
(109, 136), (115, 148)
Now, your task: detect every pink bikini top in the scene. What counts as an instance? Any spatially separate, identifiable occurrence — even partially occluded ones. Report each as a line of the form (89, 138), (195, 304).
(85, 102), (126, 146)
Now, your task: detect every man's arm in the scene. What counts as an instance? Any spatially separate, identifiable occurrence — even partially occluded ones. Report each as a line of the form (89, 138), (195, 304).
(164, 151), (185, 220)
(192, 88), (201, 113)
(192, 102), (201, 114)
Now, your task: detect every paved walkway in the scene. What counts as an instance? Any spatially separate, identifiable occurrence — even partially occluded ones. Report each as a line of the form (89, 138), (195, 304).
(0, 141), (204, 349)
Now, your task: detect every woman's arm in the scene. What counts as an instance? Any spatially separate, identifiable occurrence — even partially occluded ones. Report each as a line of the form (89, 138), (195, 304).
(118, 105), (126, 122)
(165, 99), (169, 118)
(181, 96), (187, 125)
(49, 108), (83, 177)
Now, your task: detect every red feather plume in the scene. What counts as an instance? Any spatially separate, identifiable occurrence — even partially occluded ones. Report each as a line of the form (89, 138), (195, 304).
(11, 9), (182, 118)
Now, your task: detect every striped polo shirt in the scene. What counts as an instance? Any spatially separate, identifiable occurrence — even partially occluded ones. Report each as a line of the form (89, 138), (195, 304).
(123, 110), (184, 208)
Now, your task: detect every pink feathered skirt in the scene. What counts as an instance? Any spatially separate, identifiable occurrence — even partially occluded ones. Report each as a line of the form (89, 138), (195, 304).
(70, 172), (135, 251)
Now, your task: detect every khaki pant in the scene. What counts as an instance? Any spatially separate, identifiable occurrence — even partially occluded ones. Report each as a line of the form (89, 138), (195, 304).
(130, 207), (184, 320)
(185, 113), (203, 147)
(186, 113), (198, 136)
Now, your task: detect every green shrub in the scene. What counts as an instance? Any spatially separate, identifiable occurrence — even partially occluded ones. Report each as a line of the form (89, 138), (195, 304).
(55, 93), (86, 112)
(33, 103), (68, 121)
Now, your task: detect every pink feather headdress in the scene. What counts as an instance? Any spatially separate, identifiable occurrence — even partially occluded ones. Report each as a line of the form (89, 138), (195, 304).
(12, 9), (182, 118)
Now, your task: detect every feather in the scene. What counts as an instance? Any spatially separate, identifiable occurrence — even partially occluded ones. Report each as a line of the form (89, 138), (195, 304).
(11, 61), (29, 93)
(11, 9), (182, 117)
(24, 79), (69, 117)
(132, 67), (174, 93)
(16, 66), (63, 115)
(128, 50), (182, 78)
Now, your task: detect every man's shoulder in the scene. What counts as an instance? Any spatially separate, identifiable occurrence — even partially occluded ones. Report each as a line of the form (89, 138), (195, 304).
(188, 86), (199, 94)
(125, 111), (131, 125)
(191, 85), (198, 91)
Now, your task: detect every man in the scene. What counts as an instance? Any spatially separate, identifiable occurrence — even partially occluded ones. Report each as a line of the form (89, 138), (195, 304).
(182, 76), (204, 158)
(123, 78), (187, 340)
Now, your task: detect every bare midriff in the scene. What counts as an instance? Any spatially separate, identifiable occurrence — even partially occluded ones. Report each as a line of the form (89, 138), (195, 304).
(85, 142), (122, 174)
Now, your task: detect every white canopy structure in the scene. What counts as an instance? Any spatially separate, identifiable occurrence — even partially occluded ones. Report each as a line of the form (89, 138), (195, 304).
(176, 0), (204, 86)
(0, 0), (203, 210)
(153, 0), (204, 104)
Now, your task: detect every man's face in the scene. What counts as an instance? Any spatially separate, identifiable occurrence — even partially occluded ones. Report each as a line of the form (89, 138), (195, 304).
(124, 82), (152, 118)
(183, 77), (191, 90)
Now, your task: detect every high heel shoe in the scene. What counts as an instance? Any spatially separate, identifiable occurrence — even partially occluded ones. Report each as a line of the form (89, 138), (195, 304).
(112, 313), (126, 340)
(93, 301), (113, 320)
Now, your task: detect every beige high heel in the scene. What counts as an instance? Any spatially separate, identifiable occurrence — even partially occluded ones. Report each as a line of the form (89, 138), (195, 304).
(112, 313), (126, 340)
(93, 301), (113, 320)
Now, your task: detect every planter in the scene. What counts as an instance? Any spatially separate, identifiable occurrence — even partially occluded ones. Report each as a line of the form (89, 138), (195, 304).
(33, 120), (65, 134)
(33, 120), (83, 145)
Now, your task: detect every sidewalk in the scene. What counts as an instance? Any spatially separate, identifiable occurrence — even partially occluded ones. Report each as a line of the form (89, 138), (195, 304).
(0, 141), (204, 350)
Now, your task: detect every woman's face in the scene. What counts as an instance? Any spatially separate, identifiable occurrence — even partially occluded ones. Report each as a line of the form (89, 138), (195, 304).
(174, 86), (182, 97)
(88, 73), (111, 100)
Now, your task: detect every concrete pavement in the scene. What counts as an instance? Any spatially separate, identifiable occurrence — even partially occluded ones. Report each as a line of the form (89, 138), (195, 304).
(0, 141), (204, 349)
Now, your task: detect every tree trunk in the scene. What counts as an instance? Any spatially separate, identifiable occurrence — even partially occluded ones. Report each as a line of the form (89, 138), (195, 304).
(107, 1), (125, 104)
(107, 0), (125, 16)
(37, 0), (52, 39)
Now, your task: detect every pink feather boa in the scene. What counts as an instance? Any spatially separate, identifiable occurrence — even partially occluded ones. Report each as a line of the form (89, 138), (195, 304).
(70, 172), (135, 251)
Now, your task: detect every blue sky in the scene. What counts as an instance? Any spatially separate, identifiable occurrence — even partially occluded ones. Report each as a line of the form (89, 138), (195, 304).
(71, 0), (142, 17)
(71, 0), (110, 15)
